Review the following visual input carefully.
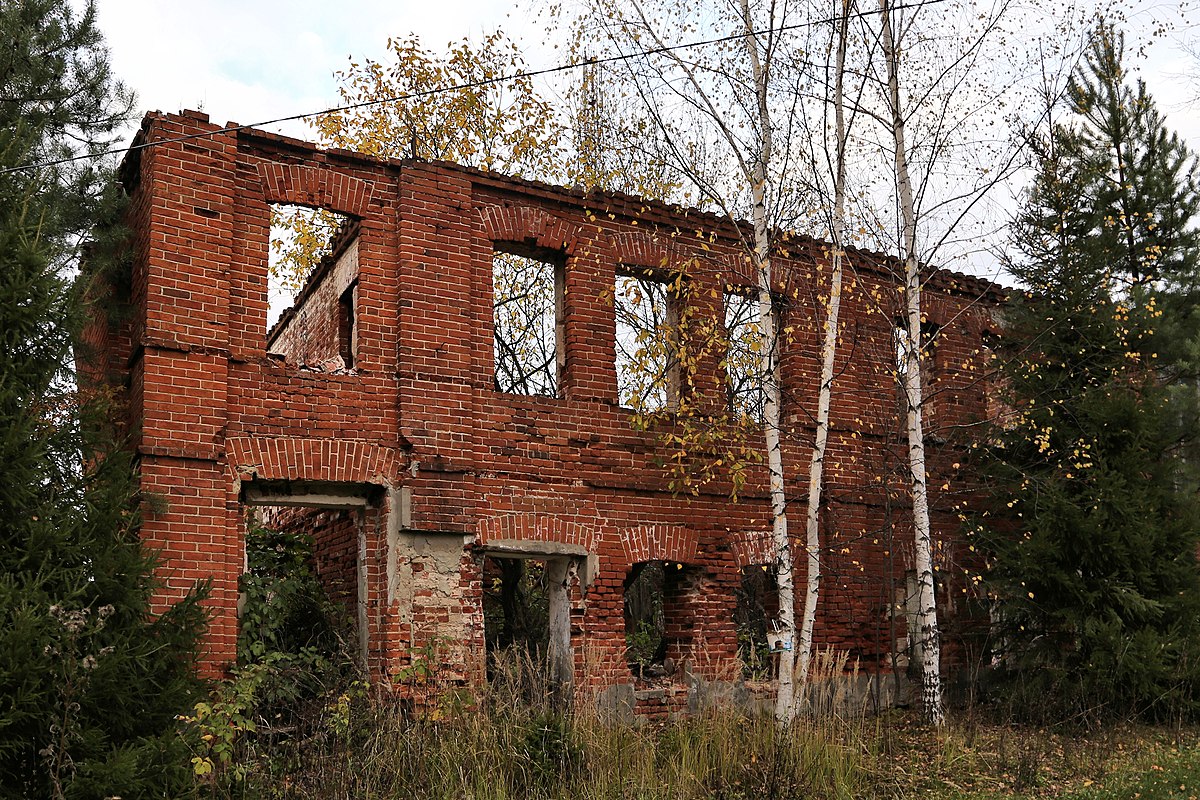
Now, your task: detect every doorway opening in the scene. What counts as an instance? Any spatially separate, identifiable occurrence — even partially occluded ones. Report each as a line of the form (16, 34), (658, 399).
(480, 550), (577, 703)
(734, 564), (778, 681)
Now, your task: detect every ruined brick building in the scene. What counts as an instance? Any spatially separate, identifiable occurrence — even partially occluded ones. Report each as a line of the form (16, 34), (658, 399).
(84, 110), (1002, 716)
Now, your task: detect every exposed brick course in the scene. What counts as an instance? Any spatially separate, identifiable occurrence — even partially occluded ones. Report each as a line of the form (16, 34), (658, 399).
(87, 110), (1000, 704)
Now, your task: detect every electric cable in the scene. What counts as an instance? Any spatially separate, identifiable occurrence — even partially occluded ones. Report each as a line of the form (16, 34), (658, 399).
(0, 0), (948, 176)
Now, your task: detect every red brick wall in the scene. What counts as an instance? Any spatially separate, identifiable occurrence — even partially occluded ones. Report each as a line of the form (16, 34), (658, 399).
(93, 110), (1001, 701)
(268, 232), (360, 367)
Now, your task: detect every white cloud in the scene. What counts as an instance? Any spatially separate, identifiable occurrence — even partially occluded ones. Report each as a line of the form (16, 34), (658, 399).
(91, 0), (1197, 155)
(92, 0), (529, 143)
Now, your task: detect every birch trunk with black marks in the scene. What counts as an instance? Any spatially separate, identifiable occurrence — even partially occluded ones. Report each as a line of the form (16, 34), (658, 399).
(878, 0), (943, 726)
(796, 0), (851, 692)
(736, 0), (797, 723)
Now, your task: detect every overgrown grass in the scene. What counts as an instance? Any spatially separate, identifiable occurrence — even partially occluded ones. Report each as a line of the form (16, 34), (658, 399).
(203, 698), (1200, 799)
(242, 679), (870, 798)
(281, 705), (867, 799)
(194, 649), (869, 799)
(184, 648), (1200, 799)
(868, 712), (1200, 799)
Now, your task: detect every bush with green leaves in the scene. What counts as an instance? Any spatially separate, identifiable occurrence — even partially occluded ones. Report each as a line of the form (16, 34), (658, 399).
(237, 520), (357, 715)
(179, 520), (358, 793)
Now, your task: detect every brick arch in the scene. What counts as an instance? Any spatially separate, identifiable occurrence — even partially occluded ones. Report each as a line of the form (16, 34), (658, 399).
(476, 513), (598, 552)
(620, 523), (699, 565)
(611, 231), (677, 270)
(477, 204), (583, 254)
(256, 162), (374, 218)
(226, 436), (401, 486)
(730, 530), (774, 568)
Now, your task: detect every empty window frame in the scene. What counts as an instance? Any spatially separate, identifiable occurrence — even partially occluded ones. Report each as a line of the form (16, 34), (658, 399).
(893, 320), (940, 408)
(614, 267), (680, 412)
(482, 556), (550, 662)
(338, 281), (357, 369)
(266, 204), (359, 367)
(493, 245), (563, 397)
(979, 330), (1010, 430)
(722, 289), (772, 421)
(267, 205), (353, 327)
(624, 561), (666, 679)
(734, 564), (779, 680)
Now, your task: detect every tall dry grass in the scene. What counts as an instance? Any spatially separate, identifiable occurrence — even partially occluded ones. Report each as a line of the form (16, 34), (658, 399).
(246, 648), (874, 799)
(205, 646), (1200, 799)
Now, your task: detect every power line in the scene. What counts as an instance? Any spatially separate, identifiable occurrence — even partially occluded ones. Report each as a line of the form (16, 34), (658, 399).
(1, 0), (946, 177)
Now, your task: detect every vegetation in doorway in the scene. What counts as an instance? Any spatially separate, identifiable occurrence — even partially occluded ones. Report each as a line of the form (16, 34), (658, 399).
(237, 520), (356, 709)
(624, 561), (667, 678)
(180, 519), (359, 792)
(483, 557), (551, 670)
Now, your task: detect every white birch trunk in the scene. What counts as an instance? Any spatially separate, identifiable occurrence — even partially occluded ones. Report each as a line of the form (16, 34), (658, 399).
(796, 0), (851, 691)
(878, 0), (944, 726)
(736, 0), (796, 724)
(758, 241), (795, 723)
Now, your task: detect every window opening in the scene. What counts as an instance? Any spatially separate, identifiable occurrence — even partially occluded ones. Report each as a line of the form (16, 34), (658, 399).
(483, 557), (550, 662)
(723, 289), (769, 421)
(893, 320), (939, 381)
(493, 245), (563, 397)
(338, 281), (357, 369)
(623, 560), (697, 680)
(615, 268), (680, 412)
(979, 330), (1009, 430)
(734, 564), (778, 680)
(266, 204), (359, 368)
(624, 561), (666, 678)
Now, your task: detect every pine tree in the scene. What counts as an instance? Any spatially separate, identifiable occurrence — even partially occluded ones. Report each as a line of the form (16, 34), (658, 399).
(1061, 25), (1200, 287)
(0, 2), (206, 795)
(1061, 24), (1200, 393)
(976, 24), (1200, 722)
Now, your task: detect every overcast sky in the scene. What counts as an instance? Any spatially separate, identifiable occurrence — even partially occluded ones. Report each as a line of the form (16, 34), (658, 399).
(92, 0), (1197, 153)
(92, 0), (545, 145)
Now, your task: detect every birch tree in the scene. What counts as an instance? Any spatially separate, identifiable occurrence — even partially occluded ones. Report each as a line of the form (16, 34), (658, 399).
(796, 0), (856, 690)
(574, 0), (866, 720)
(861, 0), (1091, 724)
(877, 0), (943, 723)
